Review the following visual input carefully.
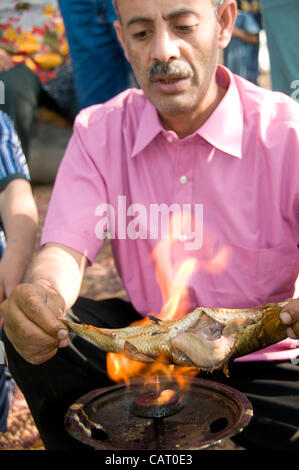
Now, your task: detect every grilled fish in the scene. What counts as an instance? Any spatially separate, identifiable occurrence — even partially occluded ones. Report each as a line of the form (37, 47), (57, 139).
(62, 301), (289, 374)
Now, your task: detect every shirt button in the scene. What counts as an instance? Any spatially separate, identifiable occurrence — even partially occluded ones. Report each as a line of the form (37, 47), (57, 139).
(166, 136), (173, 143)
(180, 175), (188, 184)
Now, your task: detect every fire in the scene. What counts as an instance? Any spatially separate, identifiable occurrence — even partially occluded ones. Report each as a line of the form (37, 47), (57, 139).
(155, 389), (177, 406)
(107, 348), (198, 392)
(106, 214), (230, 392)
(106, 238), (199, 391)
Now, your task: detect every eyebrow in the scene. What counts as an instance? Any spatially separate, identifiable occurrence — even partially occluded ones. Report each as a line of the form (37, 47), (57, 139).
(127, 9), (199, 28)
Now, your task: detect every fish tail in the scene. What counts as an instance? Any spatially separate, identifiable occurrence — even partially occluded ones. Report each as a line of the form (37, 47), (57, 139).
(231, 305), (288, 359)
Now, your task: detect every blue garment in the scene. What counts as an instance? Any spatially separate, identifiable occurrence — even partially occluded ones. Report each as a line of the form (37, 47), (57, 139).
(0, 333), (14, 433)
(58, 0), (133, 110)
(0, 111), (30, 432)
(224, 1), (262, 84)
(260, 0), (299, 97)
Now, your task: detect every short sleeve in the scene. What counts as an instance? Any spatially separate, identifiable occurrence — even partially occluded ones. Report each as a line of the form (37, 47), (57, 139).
(41, 121), (107, 264)
(0, 112), (30, 191)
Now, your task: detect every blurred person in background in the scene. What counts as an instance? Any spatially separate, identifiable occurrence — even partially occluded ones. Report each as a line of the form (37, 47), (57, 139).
(58, 0), (133, 110)
(0, 0), (79, 159)
(224, 0), (261, 84)
(0, 111), (38, 432)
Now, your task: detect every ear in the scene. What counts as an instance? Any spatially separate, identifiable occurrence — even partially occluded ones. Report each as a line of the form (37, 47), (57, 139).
(113, 20), (129, 61)
(217, 0), (237, 50)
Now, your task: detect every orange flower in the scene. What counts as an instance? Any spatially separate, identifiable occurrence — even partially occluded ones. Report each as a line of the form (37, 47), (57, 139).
(4, 28), (17, 41)
(33, 52), (63, 69)
(18, 40), (40, 54)
(43, 5), (54, 15)
(59, 39), (69, 56)
(24, 57), (37, 71)
(55, 21), (65, 35)
(10, 55), (24, 63)
(16, 32), (38, 44)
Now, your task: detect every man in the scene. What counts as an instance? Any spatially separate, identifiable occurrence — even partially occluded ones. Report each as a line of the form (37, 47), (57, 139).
(0, 0), (299, 450)
(0, 111), (38, 431)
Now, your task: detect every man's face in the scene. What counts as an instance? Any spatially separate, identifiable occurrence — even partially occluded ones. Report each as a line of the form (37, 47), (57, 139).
(115, 0), (228, 121)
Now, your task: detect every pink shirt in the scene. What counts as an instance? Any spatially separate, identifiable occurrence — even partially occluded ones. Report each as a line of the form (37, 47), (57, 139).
(41, 65), (299, 361)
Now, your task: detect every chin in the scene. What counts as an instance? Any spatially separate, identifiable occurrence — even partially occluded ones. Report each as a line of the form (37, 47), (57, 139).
(148, 88), (200, 115)
(156, 100), (199, 117)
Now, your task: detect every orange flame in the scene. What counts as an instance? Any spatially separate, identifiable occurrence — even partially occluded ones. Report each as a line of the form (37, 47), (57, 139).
(107, 239), (198, 390)
(106, 215), (230, 391)
(107, 349), (198, 392)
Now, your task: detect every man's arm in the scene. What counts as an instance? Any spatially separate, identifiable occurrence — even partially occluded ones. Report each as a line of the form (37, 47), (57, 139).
(232, 27), (259, 44)
(0, 242), (88, 364)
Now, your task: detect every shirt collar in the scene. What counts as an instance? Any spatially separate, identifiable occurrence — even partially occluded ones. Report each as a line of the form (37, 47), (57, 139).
(197, 65), (243, 159)
(131, 65), (243, 159)
(131, 98), (162, 157)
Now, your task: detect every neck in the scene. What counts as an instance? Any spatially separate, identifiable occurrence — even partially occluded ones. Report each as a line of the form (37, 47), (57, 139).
(159, 81), (227, 139)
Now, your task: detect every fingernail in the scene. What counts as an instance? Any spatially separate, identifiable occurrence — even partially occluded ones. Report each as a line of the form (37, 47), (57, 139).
(287, 327), (297, 340)
(59, 338), (70, 348)
(280, 312), (292, 325)
(57, 329), (68, 340)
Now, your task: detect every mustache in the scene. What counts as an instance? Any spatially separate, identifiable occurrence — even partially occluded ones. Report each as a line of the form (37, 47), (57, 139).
(147, 60), (193, 81)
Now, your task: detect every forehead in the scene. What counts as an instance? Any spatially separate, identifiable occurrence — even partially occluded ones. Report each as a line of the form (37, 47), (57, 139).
(117, 0), (214, 22)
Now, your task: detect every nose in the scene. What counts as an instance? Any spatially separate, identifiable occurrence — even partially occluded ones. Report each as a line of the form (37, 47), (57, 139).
(150, 29), (180, 63)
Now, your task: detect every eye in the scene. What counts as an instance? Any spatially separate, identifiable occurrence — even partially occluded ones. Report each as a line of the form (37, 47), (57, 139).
(175, 24), (198, 33)
(132, 29), (152, 39)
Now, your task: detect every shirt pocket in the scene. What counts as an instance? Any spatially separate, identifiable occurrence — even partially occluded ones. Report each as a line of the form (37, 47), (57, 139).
(230, 244), (299, 304)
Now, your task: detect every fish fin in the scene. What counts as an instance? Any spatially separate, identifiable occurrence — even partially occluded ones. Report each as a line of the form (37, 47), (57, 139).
(186, 312), (224, 339)
(123, 341), (155, 363)
(149, 315), (164, 325)
(172, 331), (236, 371)
(151, 326), (170, 336)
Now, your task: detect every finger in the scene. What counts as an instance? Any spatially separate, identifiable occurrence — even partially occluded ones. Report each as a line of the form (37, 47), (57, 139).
(58, 337), (70, 349)
(4, 313), (60, 365)
(15, 284), (67, 338)
(280, 299), (299, 325)
(286, 324), (299, 341)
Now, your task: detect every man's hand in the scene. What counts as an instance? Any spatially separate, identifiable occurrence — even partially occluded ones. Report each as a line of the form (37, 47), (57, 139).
(280, 298), (299, 340)
(0, 49), (14, 72)
(0, 282), (70, 364)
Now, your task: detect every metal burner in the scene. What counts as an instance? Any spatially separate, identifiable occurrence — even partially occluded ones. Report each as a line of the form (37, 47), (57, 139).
(130, 389), (183, 418)
(65, 377), (253, 450)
